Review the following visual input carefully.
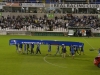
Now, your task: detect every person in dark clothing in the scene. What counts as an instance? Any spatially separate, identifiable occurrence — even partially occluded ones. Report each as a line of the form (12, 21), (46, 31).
(62, 45), (66, 58)
(55, 45), (60, 55)
(27, 43), (30, 54)
(23, 43), (27, 54)
(47, 44), (51, 55)
(86, 30), (91, 38)
(70, 45), (75, 59)
(16, 44), (18, 52)
(80, 46), (84, 55)
(31, 43), (34, 54)
(36, 43), (41, 54)
(74, 46), (80, 55)
(19, 43), (23, 53)
(69, 46), (71, 56)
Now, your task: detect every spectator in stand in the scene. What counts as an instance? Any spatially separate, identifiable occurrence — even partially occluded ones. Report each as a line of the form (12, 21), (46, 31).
(0, 15), (99, 31)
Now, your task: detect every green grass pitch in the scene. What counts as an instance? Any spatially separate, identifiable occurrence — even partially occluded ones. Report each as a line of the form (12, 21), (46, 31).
(0, 35), (100, 75)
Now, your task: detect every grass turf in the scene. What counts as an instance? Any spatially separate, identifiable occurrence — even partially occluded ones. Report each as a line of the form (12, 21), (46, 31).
(0, 35), (100, 75)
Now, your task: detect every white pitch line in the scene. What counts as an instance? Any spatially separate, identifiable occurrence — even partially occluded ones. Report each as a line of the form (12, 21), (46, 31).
(83, 38), (98, 53)
(83, 38), (94, 49)
(43, 56), (67, 68)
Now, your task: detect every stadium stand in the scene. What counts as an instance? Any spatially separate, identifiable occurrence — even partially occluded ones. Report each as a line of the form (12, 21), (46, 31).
(0, 14), (99, 31)
(0, 14), (67, 31)
(0, 0), (100, 33)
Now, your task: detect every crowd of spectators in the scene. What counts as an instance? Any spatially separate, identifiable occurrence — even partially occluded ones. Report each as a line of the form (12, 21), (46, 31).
(0, 14), (100, 31)
(67, 15), (100, 28)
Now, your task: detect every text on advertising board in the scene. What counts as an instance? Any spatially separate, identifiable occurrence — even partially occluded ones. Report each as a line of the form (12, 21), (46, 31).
(50, 4), (100, 8)
(21, 3), (45, 7)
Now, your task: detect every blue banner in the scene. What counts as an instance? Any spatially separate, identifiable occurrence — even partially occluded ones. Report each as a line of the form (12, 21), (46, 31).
(9, 39), (84, 47)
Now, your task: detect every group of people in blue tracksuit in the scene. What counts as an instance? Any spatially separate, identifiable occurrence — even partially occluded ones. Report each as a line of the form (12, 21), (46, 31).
(46, 44), (84, 58)
(15, 43), (84, 58)
(59, 44), (84, 58)
(16, 43), (41, 54)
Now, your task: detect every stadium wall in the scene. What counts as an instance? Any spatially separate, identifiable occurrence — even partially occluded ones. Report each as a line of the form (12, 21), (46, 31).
(1, 12), (98, 18)
(30, 31), (67, 36)
(0, 30), (67, 36)
(0, 30), (100, 37)
(91, 29), (100, 37)
(0, 30), (7, 35)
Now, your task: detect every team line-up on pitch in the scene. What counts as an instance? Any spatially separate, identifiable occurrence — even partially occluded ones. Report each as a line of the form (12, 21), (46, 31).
(9, 39), (84, 58)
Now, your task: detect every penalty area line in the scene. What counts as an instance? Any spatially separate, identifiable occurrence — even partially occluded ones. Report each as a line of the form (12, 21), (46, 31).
(83, 38), (98, 53)
(83, 38), (94, 49)
(43, 56), (67, 68)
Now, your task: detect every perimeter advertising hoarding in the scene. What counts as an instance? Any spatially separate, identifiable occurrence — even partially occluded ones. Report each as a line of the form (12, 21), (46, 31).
(5, 3), (20, 7)
(21, 3), (45, 7)
(50, 4), (100, 8)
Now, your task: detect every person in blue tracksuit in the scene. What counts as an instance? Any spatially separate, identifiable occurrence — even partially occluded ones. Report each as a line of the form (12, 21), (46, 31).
(69, 46), (71, 56)
(36, 43), (41, 54)
(47, 44), (51, 55)
(23, 43), (27, 53)
(15, 43), (18, 52)
(80, 46), (84, 55)
(27, 43), (30, 54)
(31, 43), (34, 54)
(55, 45), (60, 55)
(74, 46), (80, 55)
(70, 45), (75, 59)
(62, 45), (66, 58)
(19, 43), (23, 53)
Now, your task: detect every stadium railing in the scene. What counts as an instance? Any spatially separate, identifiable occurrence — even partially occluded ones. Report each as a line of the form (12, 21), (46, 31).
(0, 26), (100, 37)
(0, 26), (68, 36)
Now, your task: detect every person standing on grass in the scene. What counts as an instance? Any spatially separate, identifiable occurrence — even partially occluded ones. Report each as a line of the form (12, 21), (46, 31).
(27, 43), (30, 54)
(36, 43), (41, 54)
(15, 43), (19, 53)
(30, 43), (34, 54)
(23, 43), (27, 54)
(69, 46), (71, 56)
(19, 43), (23, 53)
(62, 45), (66, 58)
(61, 44), (64, 55)
(55, 45), (60, 55)
(80, 45), (84, 55)
(47, 44), (51, 55)
(70, 45), (75, 59)
(74, 46), (80, 55)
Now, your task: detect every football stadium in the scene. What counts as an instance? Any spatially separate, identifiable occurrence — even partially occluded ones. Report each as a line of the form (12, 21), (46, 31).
(0, 0), (100, 75)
